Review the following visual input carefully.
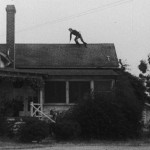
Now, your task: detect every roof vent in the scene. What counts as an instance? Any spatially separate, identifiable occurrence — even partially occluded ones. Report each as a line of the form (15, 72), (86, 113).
(107, 56), (110, 61)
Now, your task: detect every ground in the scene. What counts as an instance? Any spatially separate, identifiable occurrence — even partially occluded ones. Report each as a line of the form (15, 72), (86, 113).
(1, 139), (150, 150)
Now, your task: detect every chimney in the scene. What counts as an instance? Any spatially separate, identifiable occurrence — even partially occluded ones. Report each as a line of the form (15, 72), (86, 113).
(6, 5), (16, 65)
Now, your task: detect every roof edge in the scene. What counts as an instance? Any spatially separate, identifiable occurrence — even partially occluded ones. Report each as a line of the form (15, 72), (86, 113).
(15, 43), (115, 45)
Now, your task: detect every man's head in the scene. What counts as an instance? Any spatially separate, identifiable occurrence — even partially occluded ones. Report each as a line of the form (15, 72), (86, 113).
(68, 28), (73, 32)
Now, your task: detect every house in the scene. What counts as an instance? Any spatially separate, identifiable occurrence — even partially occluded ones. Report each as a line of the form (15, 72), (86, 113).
(0, 5), (119, 120)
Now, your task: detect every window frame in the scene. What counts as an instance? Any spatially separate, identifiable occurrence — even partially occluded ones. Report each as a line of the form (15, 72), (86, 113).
(44, 79), (92, 105)
(93, 79), (114, 93)
(43, 79), (115, 105)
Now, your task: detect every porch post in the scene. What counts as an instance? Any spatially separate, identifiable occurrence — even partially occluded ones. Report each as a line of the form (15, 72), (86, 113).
(90, 80), (94, 92)
(66, 81), (69, 104)
(90, 80), (94, 99)
(111, 80), (115, 89)
(143, 109), (147, 125)
(40, 87), (44, 113)
(30, 101), (33, 117)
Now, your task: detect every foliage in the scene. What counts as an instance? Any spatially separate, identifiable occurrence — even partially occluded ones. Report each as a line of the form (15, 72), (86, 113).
(138, 55), (150, 103)
(0, 117), (20, 137)
(119, 59), (130, 71)
(138, 60), (147, 74)
(17, 117), (49, 142)
(53, 120), (81, 140)
(0, 76), (44, 91)
(56, 72), (145, 140)
(0, 77), (43, 117)
(122, 71), (147, 105)
(24, 78), (44, 91)
(0, 92), (23, 117)
(13, 79), (24, 88)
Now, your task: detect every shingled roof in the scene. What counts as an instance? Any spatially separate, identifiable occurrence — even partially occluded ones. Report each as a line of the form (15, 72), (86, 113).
(15, 44), (119, 69)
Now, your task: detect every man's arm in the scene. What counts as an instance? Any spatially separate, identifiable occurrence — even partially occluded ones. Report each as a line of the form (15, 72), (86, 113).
(70, 33), (72, 41)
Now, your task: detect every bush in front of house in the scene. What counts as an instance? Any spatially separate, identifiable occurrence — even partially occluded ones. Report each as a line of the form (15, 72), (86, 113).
(65, 97), (141, 140)
(17, 117), (49, 142)
(53, 120), (81, 140)
(64, 95), (128, 139)
(58, 73), (144, 140)
(0, 117), (16, 137)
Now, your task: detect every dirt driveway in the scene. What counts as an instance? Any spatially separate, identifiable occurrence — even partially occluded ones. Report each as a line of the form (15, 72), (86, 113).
(25, 145), (150, 150)
(1, 140), (150, 150)
(1, 145), (150, 150)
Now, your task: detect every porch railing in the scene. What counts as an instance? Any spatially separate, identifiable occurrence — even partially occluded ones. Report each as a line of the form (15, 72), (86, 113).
(30, 102), (55, 123)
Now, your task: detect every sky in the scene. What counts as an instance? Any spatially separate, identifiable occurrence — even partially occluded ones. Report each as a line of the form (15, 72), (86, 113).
(0, 0), (150, 75)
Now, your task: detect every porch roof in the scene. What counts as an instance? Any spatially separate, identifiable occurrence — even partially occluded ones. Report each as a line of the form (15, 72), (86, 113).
(0, 68), (43, 79)
(28, 69), (118, 76)
(0, 68), (118, 77)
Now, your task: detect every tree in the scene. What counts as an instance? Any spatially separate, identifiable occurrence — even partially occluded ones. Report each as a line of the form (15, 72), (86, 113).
(119, 59), (130, 71)
(138, 60), (147, 74)
(138, 55), (150, 103)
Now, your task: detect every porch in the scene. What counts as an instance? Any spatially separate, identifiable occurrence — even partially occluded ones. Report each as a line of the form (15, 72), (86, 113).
(0, 68), (118, 122)
(29, 77), (116, 121)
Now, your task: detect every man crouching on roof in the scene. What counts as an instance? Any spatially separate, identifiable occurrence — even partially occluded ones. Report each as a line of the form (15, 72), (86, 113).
(68, 28), (87, 47)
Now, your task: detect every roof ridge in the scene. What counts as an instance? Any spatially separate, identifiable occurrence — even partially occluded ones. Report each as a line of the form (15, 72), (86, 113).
(15, 43), (114, 45)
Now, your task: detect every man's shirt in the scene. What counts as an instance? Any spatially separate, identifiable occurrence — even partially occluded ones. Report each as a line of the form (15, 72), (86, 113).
(70, 30), (81, 40)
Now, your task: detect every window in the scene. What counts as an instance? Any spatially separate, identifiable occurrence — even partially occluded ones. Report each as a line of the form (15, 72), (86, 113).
(69, 81), (90, 103)
(45, 81), (66, 103)
(94, 80), (113, 92)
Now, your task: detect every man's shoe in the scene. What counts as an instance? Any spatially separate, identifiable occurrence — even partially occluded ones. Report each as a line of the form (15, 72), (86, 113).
(84, 43), (87, 48)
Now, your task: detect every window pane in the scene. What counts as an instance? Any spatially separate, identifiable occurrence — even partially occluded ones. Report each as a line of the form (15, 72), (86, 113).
(45, 81), (66, 103)
(94, 80), (112, 92)
(69, 81), (90, 103)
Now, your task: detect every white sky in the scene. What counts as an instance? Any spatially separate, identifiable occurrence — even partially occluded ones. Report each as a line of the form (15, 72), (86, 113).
(0, 0), (150, 75)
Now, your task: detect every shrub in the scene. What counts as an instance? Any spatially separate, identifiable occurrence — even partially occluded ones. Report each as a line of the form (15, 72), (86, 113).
(17, 117), (49, 142)
(60, 74), (144, 140)
(0, 117), (16, 137)
(66, 97), (141, 139)
(54, 120), (81, 140)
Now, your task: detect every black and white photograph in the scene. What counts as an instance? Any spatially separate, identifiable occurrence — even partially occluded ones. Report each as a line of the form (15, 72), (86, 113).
(0, 0), (150, 149)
